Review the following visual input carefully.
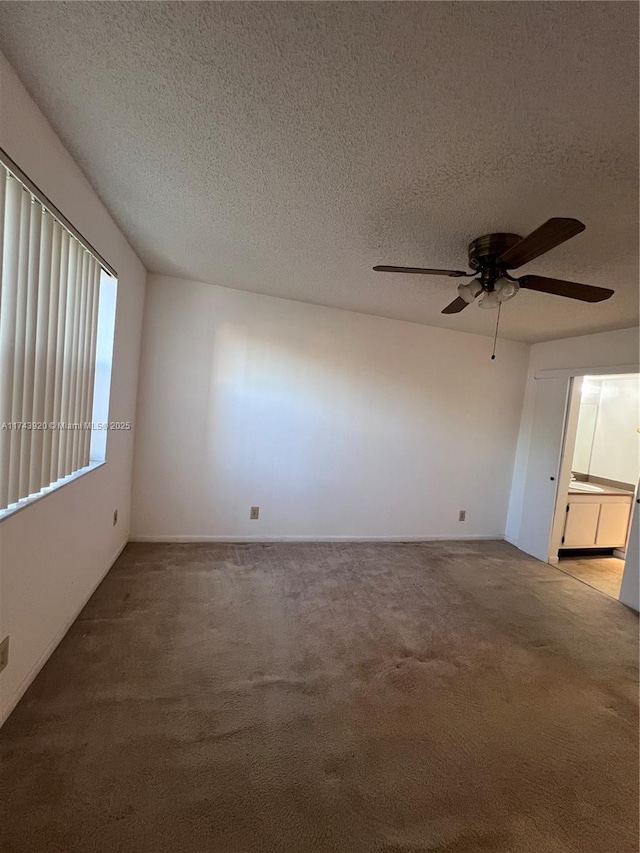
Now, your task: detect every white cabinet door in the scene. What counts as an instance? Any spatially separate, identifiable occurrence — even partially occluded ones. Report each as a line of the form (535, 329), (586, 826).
(563, 502), (600, 547)
(596, 500), (632, 546)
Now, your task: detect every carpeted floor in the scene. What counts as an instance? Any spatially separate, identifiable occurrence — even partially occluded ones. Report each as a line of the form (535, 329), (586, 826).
(0, 541), (638, 853)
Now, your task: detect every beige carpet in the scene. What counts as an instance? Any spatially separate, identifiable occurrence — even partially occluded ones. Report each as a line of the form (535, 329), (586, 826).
(0, 541), (638, 853)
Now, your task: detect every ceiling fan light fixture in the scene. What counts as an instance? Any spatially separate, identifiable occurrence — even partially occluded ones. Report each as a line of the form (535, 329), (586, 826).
(495, 276), (520, 303)
(478, 289), (500, 310)
(457, 279), (482, 304)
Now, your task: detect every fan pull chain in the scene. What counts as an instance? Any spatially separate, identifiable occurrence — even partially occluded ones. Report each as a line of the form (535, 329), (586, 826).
(491, 303), (501, 360)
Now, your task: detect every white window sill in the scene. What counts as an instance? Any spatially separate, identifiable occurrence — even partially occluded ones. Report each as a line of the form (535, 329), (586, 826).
(0, 461), (106, 523)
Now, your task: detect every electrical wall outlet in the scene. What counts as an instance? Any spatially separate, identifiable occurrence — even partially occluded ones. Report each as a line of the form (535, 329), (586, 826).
(113, 509), (118, 526)
(0, 636), (9, 674)
(250, 506), (260, 520)
(458, 510), (466, 522)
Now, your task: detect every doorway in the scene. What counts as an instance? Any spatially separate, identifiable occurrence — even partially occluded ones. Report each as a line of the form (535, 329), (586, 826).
(550, 373), (640, 599)
(517, 367), (640, 606)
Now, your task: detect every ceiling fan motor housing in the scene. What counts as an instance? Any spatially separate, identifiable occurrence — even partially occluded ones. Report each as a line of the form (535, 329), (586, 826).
(468, 233), (522, 272)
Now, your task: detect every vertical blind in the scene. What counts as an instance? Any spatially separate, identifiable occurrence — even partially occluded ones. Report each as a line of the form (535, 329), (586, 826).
(0, 162), (102, 511)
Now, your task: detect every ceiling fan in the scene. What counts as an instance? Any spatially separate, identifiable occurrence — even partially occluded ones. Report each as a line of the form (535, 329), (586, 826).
(373, 218), (614, 313)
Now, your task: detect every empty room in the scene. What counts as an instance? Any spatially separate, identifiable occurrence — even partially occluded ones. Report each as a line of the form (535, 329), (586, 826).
(0, 3), (638, 852)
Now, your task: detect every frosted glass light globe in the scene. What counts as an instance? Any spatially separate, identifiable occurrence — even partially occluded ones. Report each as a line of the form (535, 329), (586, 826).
(495, 276), (520, 303)
(457, 279), (482, 304)
(478, 290), (500, 310)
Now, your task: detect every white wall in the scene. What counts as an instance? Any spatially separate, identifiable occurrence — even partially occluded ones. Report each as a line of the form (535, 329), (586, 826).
(505, 327), (640, 547)
(132, 275), (529, 542)
(0, 54), (146, 724)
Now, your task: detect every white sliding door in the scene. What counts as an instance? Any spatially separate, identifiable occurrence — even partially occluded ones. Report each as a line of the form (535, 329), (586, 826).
(518, 377), (570, 562)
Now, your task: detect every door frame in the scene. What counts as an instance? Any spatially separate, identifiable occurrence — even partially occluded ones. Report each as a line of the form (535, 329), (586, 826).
(535, 363), (640, 380)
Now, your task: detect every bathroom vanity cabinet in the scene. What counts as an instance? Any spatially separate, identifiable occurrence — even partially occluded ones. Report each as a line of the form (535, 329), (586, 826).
(562, 491), (634, 549)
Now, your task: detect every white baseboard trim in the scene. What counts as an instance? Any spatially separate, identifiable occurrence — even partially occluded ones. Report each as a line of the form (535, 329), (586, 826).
(503, 534), (518, 547)
(0, 539), (128, 730)
(129, 533), (505, 544)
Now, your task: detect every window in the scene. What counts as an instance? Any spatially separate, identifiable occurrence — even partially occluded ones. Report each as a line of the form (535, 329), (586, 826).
(0, 151), (117, 516)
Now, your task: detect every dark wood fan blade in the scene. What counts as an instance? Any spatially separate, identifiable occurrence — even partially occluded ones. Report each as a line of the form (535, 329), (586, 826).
(373, 265), (468, 277)
(441, 296), (469, 314)
(520, 275), (614, 302)
(497, 218), (585, 269)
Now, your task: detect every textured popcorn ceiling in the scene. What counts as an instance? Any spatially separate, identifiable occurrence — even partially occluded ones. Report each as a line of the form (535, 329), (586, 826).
(0, 2), (637, 343)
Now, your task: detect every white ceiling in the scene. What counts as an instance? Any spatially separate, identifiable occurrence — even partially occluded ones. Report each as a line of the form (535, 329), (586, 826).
(0, 2), (637, 343)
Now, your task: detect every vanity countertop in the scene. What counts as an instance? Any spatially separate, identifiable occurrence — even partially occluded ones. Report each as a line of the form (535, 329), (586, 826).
(568, 482), (635, 497)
